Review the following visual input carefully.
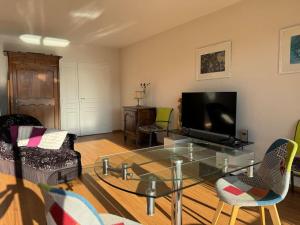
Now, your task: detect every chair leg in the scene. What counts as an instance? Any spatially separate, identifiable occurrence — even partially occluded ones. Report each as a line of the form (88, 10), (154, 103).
(259, 206), (266, 225)
(267, 205), (281, 225)
(229, 206), (240, 225)
(291, 171), (295, 192)
(149, 133), (152, 147)
(212, 201), (224, 225)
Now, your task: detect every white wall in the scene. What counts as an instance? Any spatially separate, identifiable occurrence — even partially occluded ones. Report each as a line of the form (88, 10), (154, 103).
(120, 0), (300, 159)
(0, 36), (121, 130)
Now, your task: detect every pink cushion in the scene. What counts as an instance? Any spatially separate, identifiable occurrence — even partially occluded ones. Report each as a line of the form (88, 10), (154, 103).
(223, 185), (244, 196)
(113, 223), (125, 225)
(27, 127), (46, 147)
(9, 125), (19, 145)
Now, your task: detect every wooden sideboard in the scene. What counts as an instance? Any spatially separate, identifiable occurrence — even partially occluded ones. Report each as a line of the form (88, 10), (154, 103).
(123, 106), (156, 144)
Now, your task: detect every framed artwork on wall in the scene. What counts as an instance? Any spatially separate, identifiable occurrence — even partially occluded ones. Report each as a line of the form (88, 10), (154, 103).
(196, 41), (231, 80)
(279, 24), (300, 74)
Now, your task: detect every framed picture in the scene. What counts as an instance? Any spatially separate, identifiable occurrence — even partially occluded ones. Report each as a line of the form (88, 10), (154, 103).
(279, 25), (300, 74)
(196, 41), (231, 80)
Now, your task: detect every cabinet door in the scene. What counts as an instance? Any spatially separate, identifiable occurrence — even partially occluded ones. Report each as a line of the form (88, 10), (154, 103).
(124, 110), (136, 132)
(78, 63), (112, 135)
(11, 63), (59, 128)
(60, 62), (81, 135)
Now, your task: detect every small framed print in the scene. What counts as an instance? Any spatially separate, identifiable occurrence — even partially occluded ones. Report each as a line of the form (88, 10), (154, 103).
(279, 25), (300, 74)
(196, 41), (231, 80)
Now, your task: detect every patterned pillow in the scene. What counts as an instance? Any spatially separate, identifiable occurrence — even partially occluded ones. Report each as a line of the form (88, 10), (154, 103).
(38, 129), (68, 150)
(27, 127), (47, 147)
(17, 126), (41, 147)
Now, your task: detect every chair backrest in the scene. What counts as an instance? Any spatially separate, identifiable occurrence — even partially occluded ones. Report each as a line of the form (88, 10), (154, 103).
(257, 138), (298, 198)
(39, 184), (104, 225)
(155, 108), (173, 129)
(294, 120), (300, 157)
(0, 114), (42, 143)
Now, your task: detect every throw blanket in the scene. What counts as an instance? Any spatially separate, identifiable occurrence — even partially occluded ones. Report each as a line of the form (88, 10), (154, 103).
(17, 126), (68, 150)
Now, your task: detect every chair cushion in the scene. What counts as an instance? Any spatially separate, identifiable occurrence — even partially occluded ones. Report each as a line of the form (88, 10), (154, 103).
(138, 124), (165, 133)
(19, 147), (79, 171)
(216, 175), (283, 206)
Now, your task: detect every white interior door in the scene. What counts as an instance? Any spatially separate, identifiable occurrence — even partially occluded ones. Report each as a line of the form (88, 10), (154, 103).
(60, 62), (81, 135)
(78, 63), (112, 135)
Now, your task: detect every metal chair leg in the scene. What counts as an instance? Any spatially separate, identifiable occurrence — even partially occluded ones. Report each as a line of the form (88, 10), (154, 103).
(149, 133), (152, 146)
(291, 170), (295, 192)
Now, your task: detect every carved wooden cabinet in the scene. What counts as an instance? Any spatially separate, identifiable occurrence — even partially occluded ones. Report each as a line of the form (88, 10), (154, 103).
(123, 106), (156, 144)
(6, 51), (61, 128)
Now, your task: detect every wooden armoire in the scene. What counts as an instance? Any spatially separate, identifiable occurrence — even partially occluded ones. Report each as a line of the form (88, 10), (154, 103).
(5, 51), (61, 128)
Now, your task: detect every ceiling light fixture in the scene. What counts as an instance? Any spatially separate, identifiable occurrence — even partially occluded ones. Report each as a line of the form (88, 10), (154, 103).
(43, 37), (70, 47)
(19, 34), (70, 47)
(19, 34), (41, 45)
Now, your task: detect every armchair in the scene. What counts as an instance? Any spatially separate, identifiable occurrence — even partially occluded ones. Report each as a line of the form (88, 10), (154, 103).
(0, 114), (81, 185)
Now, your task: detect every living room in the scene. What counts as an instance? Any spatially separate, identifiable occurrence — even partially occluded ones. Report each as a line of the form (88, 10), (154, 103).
(0, 0), (300, 225)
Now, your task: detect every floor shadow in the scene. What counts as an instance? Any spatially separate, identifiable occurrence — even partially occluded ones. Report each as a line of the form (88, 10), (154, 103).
(80, 173), (139, 222)
(0, 153), (46, 224)
(0, 183), (46, 224)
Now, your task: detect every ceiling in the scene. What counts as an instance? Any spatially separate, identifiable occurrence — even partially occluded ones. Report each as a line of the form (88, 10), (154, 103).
(0, 0), (242, 48)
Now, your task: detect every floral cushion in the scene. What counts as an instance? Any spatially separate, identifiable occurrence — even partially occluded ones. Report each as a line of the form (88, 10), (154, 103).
(19, 147), (79, 171)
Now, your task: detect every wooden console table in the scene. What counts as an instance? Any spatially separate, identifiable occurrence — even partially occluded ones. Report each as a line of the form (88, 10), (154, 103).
(123, 106), (156, 144)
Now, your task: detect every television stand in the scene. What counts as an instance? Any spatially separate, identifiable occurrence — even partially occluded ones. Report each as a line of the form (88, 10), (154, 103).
(168, 129), (253, 149)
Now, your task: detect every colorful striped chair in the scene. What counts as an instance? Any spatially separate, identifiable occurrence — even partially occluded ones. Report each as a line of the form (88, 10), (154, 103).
(212, 138), (298, 225)
(39, 184), (141, 225)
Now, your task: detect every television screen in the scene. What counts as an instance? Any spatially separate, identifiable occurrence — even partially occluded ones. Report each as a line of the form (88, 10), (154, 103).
(181, 92), (237, 136)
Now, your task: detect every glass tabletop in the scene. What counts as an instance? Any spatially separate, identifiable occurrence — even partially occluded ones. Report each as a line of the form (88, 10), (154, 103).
(93, 142), (259, 198)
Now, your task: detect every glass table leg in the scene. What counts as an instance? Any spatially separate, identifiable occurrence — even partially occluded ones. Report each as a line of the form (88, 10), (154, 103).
(171, 159), (183, 225)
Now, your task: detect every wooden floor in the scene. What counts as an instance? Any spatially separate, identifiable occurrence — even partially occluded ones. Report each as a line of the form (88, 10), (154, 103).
(0, 131), (300, 225)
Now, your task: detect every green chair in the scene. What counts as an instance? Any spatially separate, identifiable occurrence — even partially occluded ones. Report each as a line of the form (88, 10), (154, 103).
(138, 107), (173, 146)
(291, 120), (300, 192)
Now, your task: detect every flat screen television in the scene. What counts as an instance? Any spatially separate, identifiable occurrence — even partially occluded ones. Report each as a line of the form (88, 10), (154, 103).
(181, 92), (237, 136)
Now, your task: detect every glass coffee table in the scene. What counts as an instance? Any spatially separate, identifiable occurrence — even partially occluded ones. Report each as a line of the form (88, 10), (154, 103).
(93, 141), (259, 225)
